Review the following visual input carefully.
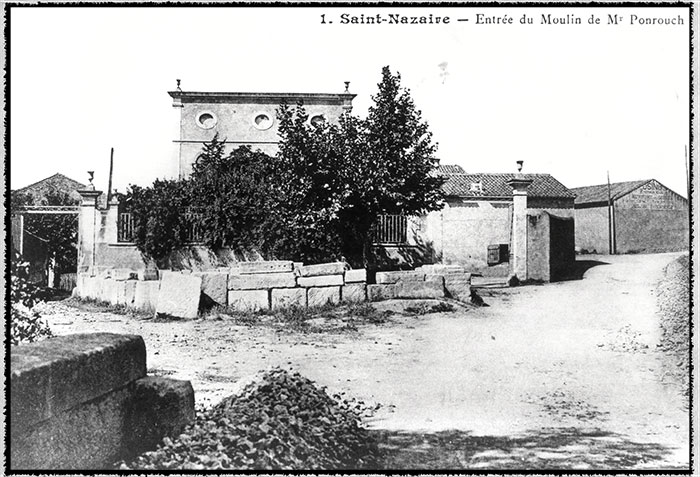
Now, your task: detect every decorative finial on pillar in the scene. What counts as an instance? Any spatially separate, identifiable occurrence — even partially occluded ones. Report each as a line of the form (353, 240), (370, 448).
(87, 171), (94, 185)
(344, 81), (350, 93)
(516, 160), (524, 173)
(176, 79), (182, 92)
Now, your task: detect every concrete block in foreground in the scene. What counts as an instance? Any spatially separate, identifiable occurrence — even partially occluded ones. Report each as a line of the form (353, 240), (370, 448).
(299, 262), (346, 277)
(297, 274), (344, 287)
(375, 270), (425, 284)
(124, 377), (195, 457)
(271, 288), (307, 309)
(307, 286), (341, 307)
(156, 273), (202, 319)
(394, 276), (445, 299)
(239, 260), (294, 274)
(228, 289), (270, 311)
(367, 284), (396, 301)
(229, 272), (297, 290)
(11, 381), (135, 469)
(344, 268), (367, 283)
(10, 333), (147, 434)
(342, 283), (367, 303)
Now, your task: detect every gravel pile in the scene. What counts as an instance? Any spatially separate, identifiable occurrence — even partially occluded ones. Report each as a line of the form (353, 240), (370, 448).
(120, 368), (379, 470)
(656, 254), (690, 397)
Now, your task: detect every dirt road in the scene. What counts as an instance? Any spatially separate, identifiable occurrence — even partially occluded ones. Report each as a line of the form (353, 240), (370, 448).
(41, 252), (690, 470)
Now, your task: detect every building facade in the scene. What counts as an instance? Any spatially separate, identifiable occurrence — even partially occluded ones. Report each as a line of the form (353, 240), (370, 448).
(571, 179), (689, 254)
(169, 83), (356, 178)
(419, 167), (576, 276)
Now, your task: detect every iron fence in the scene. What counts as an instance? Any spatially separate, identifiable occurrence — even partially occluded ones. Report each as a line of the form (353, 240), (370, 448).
(117, 211), (204, 243)
(372, 214), (408, 244)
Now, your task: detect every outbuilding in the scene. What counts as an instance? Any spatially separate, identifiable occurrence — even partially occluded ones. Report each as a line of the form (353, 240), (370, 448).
(571, 179), (689, 254)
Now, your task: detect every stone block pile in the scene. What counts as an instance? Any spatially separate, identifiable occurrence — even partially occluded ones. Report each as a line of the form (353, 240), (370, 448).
(73, 261), (472, 319)
(368, 264), (472, 302)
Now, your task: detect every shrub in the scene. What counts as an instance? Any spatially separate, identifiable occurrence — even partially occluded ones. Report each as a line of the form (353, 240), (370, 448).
(10, 250), (52, 345)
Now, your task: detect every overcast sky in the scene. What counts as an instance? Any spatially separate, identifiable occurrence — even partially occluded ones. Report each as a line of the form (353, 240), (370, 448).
(9, 5), (691, 198)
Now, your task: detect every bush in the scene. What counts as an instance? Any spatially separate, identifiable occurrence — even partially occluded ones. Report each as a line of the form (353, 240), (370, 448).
(10, 250), (52, 345)
(10, 305), (53, 346)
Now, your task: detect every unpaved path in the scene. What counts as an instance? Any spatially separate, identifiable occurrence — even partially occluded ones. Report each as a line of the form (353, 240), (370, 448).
(40, 252), (689, 470)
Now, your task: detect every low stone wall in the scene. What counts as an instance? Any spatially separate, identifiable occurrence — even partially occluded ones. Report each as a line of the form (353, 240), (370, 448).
(369, 264), (471, 302)
(10, 333), (194, 470)
(75, 261), (473, 319)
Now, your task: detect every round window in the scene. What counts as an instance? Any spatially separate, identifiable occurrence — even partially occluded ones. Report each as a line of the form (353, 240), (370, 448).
(252, 112), (273, 130)
(196, 112), (217, 129)
(310, 114), (326, 127)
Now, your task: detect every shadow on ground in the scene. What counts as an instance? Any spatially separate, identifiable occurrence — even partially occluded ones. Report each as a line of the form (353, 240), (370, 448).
(556, 259), (610, 282)
(372, 427), (683, 471)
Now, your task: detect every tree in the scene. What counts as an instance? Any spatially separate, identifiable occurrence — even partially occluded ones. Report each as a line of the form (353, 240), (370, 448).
(343, 66), (445, 265)
(189, 135), (281, 253)
(272, 103), (345, 263)
(274, 66), (445, 267)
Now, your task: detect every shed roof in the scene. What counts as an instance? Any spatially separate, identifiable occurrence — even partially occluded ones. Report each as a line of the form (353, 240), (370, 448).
(569, 180), (652, 205)
(440, 172), (575, 199)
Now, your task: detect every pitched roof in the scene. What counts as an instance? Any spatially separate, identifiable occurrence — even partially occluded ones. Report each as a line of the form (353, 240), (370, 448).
(569, 180), (651, 205)
(435, 164), (466, 175)
(15, 173), (86, 204)
(440, 172), (575, 199)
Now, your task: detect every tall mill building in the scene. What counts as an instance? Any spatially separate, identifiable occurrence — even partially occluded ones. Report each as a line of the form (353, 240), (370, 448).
(168, 80), (356, 178)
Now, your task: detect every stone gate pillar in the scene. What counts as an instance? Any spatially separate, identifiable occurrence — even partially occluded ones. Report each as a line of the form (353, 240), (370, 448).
(507, 176), (532, 281)
(77, 185), (103, 275)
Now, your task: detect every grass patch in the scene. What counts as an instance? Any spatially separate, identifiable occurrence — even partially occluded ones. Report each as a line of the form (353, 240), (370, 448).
(404, 301), (455, 315)
(63, 296), (153, 318)
(204, 301), (393, 334)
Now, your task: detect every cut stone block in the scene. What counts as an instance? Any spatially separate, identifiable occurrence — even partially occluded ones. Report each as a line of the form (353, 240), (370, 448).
(239, 260), (294, 274)
(419, 264), (467, 275)
(444, 275), (472, 302)
(229, 272), (297, 290)
(344, 269), (367, 283)
(228, 289), (270, 312)
(10, 333), (147, 433)
(299, 262), (346, 277)
(194, 271), (228, 306)
(297, 274), (344, 287)
(137, 269), (159, 281)
(394, 276), (445, 299)
(104, 279), (126, 306)
(121, 281), (137, 306)
(156, 273), (202, 319)
(342, 283), (367, 303)
(124, 376), (195, 456)
(367, 284), (396, 302)
(112, 269), (137, 281)
(307, 286), (341, 307)
(133, 281), (160, 312)
(375, 270), (425, 284)
(271, 288), (307, 309)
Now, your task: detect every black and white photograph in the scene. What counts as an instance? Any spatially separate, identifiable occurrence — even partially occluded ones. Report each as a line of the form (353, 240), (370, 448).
(6, 2), (694, 472)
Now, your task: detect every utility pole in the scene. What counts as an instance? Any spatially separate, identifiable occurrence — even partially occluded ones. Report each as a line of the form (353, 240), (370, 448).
(106, 148), (114, 207)
(607, 171), (614, 255)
